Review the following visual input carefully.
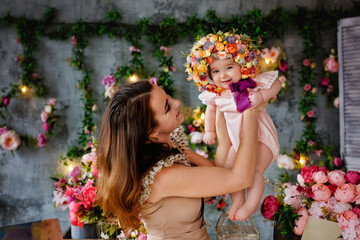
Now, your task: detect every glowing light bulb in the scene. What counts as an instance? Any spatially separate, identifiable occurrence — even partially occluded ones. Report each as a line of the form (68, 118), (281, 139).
(68, 165), (74, 172)
(129, 74), (138, 82)
(200, 113), (205, 120)
(265, 58), (270, 64)
(21, 86), (28, 93)
(299, 156), (306, 166)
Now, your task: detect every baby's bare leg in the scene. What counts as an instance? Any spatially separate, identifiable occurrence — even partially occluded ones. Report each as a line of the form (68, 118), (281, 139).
(235, 142), (273, 221)
(222, 146), (245, 220)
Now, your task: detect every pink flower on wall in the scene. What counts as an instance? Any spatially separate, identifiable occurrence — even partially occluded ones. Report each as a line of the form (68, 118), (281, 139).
(0, 130), (21, 151)
(303, 59), (310, 66)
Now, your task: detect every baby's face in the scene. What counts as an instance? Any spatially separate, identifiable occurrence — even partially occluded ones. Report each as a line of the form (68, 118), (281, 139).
(209, 59), (242, 90)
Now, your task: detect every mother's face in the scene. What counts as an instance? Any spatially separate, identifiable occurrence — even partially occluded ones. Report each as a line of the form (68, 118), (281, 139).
(149, 85), (184, 142)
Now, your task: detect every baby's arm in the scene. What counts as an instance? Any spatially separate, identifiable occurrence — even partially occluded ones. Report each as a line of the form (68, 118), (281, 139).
(186, 148), (215, 166)
(202, 103), (217, 145)
(249, 79), (282, 108)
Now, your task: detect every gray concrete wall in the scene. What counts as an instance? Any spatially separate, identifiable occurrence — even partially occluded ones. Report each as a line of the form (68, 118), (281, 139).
(0, 0), (352, 239)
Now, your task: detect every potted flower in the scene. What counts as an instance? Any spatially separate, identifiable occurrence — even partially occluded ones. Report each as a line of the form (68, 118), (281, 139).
(261, 165), (360, 240)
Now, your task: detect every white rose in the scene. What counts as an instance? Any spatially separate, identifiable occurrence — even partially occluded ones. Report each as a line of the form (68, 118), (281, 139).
(105, 85), (119, 99)
(297, 174), (306, 187)
(44, 105), (52, 113)
(198, 37), (207, 45)
(277, 154), (295, 170)
(190, 131), (204, 144)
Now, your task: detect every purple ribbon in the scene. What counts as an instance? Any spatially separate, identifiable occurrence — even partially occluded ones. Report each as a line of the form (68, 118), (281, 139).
(229, 78), (257, 113)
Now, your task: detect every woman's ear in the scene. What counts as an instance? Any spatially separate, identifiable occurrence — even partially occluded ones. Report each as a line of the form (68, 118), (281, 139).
(148, 129), (159, 142)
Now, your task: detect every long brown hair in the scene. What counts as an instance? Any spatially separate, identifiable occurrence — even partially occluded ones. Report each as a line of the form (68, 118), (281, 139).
(96, 81), (176, 231)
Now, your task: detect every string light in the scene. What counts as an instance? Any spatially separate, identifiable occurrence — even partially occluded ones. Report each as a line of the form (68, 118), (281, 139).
(68, 165), (74, 172)
(200, 113), (205, 120)
(299, 155), (307, 166)
(129, 74), (138, 82)
(20, 85), (28, 93)
(265, 58), (270, 64)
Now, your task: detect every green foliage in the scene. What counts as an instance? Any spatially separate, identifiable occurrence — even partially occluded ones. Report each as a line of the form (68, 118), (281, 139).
(274, 204), (299, 238)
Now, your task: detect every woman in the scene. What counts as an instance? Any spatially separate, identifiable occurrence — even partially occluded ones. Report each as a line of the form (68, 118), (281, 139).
(97, 81), (261, 239)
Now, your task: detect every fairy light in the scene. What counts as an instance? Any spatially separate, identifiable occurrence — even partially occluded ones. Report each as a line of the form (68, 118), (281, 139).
(129, 74), (138, 82)
(200, 113), (205, 120)
(265, 58), (270, 64)
(20, 85), (28, 93)
(299, 155), (307, 166)
(68, 165), (74, 172)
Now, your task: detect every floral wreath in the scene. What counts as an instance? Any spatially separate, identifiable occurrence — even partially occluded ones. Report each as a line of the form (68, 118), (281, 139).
(185, 30), (261, 94)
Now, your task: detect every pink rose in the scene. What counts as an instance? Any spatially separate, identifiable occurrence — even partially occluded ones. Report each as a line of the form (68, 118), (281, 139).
(307, 140), (315, 146)
(301, 165), (318, 183)
(313, 171), (328, 184)
(337, 210), (360, 230)
(279, 60), (288, 72)
(81, 152), (97, 165)
(303, 59), (310, 67)
(315, 149), (323, 157)
(346, 171), (360, 184)
(69, 201), (84, 227)
(48, 98), (57, 106)
(261, 195), (280, 220)
(320, 77), (330, 86)
(0, 126), (8, 135)
(102, 75), (116, 86)
(40, 111), (48, 122)
(0, 130), (21, 151)
(335, 183), (357, 203)
(37, 133), (48, 147)
(353, 206), (360, 218)
(129, 46), (141, 53)
(149, 77), (158, 85)
(328, 170), (346, 186)
(304, 84), (311, 91)
(43, 122), (50, 132)
(138, 233), (147, 240)
(307, 110), (315, 118)
(312, 183), (332, 201)
(1, 96), (10, 106)
(294, 207), (309, 235)
(324, 55), (339, 73)
(334, 157), (343, 167)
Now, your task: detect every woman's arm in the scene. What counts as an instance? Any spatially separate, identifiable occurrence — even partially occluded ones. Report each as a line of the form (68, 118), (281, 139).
(147, 108), (259, 202)
(186, 148), (215, 167)
(202, 103), (217, 145)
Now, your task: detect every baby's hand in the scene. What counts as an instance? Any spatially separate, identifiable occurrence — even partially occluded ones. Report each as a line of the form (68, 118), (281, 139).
(248, 90), (264, 108)
(203, 131), (216, 145)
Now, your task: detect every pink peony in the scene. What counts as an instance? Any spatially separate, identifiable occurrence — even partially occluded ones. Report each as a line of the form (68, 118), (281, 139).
(320, 77), (330, 86)
(301, 165), (318, 183)
(307, 110), (315, 118)
(69, 201), (84, 227)
(328, 170), (346, 186)
(335, 183), (357, 203)
(313, 171), (328, 184)
(1, 96), (10, 106)
(309, 201), (328, 218)
(297, 174), (306, 187)
(81, 152), (97, 165)
(294, 207), (309, 235)
(81, 180), (97, 210)
(102, 75), (116, 86)
(312, 183), (332, 201)
(43, 122), (50, 132)
(279, 60), (288, 72)
(138, 232), (147, 240)
(337, 210), (360, 230)
(324, 55), (339, 73)
(304, 84), (312, 91)
(187, 124), (196, 133)
(149, 77), (158, 85)
(303, 59), (310, 67)
(277, 154), (295, 170)
(353, 206), (360, 218)
(37, 133), (48, 147)
(283, 185), (304, 211)
(346, 171), (360, 184)
(327, 197), (352, 215)
(190, 131), (204, 144)
(261, 195), (280, 220)
(0, 130), (21, 151)
(334, 157), (343, 167)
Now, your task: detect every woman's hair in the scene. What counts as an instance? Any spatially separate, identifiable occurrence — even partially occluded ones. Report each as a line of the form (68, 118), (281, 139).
(96, 81), (177, 232)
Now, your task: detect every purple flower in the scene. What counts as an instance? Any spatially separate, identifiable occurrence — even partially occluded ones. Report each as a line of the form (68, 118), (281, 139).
(0, 126), (8, 135)
(37, 133), (48, 147)
(227, 36), (236, 44)
(149, 77), (158, 85)
(102, 75), (116, 86)
(202, 41), (211, 50)
(248, 50), (256, 59)
(69, 166), (81, 178)
(279, 60), (288, 72)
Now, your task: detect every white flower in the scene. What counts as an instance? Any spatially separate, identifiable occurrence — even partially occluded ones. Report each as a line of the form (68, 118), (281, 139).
(130, 229), (138, 237)
(277, 154), (295, 170)
(40, 111), (48, 122)
(44, 105), (52, 113)
(100, 232), (109, 239)
(195, 148), (208, 158)
(52, 190), (69, 211)
(297, 174), (306, 187)
(105, 85), (119, 99)
(190, 131), (204, 144)
(308, 201), (328, 218)
(333, 97), (340, 108)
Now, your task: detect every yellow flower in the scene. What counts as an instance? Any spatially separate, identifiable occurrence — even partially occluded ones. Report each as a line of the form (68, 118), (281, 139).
(223, 41), (227, 45)
(218, 36), (223, 42)
(197, 64), (208, 73)
(310, 62), (316, 69)
(204, 49), (211, 57)
(216, 43), (225, 52)
(200, 80), (209, 86)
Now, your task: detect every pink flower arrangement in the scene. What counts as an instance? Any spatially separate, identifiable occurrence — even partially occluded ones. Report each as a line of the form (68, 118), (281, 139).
(0, 129), (21, 151)
(261, 165), (360, 239)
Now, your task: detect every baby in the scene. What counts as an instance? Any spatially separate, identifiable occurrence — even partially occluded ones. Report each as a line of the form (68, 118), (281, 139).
(185, 31), (281, 221)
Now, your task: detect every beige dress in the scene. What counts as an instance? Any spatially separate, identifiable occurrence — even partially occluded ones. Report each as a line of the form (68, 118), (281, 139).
(139, 126), (210, 240)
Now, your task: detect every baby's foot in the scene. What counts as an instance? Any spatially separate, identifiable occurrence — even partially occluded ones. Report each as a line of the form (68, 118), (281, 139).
(235, 203), (257, 221)
(228, 200), (244, 221)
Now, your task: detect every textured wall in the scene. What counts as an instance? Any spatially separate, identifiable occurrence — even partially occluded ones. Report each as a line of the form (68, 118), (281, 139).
(0, 0), (352, 239)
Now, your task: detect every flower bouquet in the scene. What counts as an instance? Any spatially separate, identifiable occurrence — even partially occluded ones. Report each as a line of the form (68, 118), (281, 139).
(261, 165), (360, 240)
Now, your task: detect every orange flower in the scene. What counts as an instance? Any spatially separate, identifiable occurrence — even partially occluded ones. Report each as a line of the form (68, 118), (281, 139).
(216, 43), (224, 52)
(225, 43), (237, 53)
(197, 64), (208, 73)
(205, 57), (213, 64)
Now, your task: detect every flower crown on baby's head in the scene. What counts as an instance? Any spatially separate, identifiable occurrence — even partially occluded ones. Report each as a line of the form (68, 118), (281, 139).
(185, 30), (261, 94)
